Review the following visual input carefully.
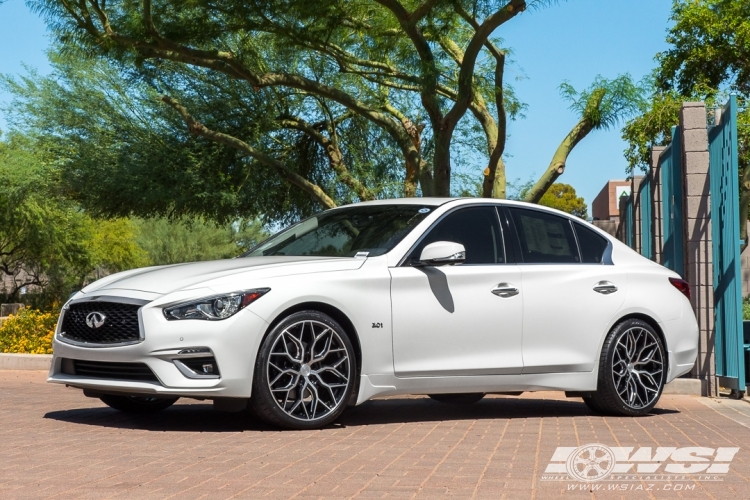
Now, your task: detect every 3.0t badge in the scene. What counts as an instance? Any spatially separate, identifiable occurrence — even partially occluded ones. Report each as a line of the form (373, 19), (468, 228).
(85, 312), (106, 329)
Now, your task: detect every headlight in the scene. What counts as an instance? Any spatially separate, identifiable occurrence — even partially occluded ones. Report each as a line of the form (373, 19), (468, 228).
(163, 289), (270, 321)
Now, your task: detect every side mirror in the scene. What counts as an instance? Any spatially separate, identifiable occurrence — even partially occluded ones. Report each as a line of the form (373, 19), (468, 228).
(417, 241), (466, 266)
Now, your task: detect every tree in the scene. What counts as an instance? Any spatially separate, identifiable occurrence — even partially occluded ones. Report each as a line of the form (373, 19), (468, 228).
(523, 75), (645, 203)
(135, 217), (267, 265)
(3, 50), (406, 223)
(0, 133), (148, 304)
(538, 183), (587, 218)
(21, 0), (639, 210)
(622, 0), (750, 248)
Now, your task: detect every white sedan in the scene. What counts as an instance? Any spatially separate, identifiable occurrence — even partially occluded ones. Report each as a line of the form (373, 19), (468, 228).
(48, 198), (698, 429)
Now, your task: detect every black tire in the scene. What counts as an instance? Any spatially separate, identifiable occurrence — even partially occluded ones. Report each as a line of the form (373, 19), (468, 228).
(100, 395), (178, 413)
(582, 395), (605, 414)
(587, 318), (666, 416)
(428, 393), (485, 404)
(251, 311), (357, 430)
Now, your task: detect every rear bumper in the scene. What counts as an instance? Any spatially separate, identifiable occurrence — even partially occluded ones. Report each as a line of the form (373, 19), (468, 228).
(48, 304), (269, 399)
(662, 306), (699, 383)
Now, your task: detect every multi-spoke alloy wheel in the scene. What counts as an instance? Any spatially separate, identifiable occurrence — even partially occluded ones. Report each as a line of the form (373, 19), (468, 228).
(612, 326), (664, 409)
(252, 311), (356, 429)
(586, 318), (666, 416)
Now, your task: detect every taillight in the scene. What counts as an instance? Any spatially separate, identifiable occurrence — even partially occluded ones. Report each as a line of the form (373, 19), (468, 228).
(669, 277), (691, 300)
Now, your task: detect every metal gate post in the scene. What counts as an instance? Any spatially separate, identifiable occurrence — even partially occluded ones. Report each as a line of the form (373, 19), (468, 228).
(709, 96), (746, 394)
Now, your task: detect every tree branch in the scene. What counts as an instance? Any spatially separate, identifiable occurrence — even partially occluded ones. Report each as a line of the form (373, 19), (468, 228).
(278, 116), (376, 201)
(161, 96), (337, 209)
(444, 0), (525, 129)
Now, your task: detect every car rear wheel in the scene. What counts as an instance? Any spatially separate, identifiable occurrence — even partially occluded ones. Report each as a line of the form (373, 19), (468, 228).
(100, 395), (178, 413)
(428, 393), (485, 404)
(251, 311), (356, 430)
(587, 318), (666, 416)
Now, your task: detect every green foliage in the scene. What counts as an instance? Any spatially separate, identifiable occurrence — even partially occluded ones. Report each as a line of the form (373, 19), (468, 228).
(0, 133), (151, 306)
(538, 183), (587, 218)
(0, 133), (94, 300)
(506, 177), (535, 201)
(3, 50), (405, 223)
(0, 308), (57, 354)
(559, 74), (646, 131)
(135, 217), (267, 265)
(656, 0), (750, 96)
(21, 0), (538, 199)
(622, 0), (750, 248)
(744, 295), (750, 321)
(621, 87), (684, 175)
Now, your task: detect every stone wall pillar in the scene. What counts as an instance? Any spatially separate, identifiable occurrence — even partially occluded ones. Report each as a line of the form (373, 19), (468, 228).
(679, 101), (715, 396)
(651, 146), (666, 264)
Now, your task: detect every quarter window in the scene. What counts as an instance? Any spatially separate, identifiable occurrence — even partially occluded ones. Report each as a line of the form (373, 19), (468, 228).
(408, 207), (504, 265)
(574, 223), (609, 264)
(508, 208), (580, 264)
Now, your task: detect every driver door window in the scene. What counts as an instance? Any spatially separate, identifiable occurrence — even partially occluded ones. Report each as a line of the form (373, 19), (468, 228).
(408, 206), (505, 265)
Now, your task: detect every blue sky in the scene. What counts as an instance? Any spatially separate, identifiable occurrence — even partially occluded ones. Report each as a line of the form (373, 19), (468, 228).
(0, 0), (673, 210)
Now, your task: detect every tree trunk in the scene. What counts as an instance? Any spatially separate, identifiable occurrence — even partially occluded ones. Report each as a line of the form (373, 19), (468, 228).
(432, 129), (452, 196)
(492, 158), (507, 199)
(523, 118), (595, 204)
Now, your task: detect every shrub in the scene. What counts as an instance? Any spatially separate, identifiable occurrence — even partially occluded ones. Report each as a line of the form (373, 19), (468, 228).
(0, 308), (58, 354)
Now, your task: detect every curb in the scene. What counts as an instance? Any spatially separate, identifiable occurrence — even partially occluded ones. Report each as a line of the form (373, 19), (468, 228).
(0, 353), (53, 371)
(663, 377), (703, 396)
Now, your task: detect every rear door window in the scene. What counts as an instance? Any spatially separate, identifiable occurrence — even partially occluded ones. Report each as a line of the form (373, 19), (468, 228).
(507, 208), (580, 264)
(574, 223), (609, 264)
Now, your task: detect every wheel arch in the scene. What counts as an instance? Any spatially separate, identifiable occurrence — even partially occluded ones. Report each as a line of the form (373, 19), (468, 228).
(262, 301), (363, 378)
(607, 312), (669, 352)
(608, 312), (669, 375)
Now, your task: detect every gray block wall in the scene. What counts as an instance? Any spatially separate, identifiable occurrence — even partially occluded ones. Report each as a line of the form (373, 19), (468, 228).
(678, 102), (717, 397)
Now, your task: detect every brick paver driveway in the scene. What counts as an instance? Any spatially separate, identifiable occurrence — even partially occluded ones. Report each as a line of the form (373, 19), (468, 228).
(2, 371), (750, 499)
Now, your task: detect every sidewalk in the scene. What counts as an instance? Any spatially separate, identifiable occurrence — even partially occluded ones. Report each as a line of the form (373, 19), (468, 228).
(1, 370), (749, 499)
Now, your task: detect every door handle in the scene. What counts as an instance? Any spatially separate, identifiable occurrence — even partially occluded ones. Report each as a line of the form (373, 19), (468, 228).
(491, 283), (519, 298)
(593, 281), (618, 295)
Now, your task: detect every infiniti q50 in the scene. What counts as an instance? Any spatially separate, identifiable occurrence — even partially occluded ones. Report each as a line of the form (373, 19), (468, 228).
(48, 198), (699, 429)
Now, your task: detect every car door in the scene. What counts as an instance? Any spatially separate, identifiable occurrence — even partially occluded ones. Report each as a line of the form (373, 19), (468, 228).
(390, 206), (524, 377)
(502, 207), (627, 374)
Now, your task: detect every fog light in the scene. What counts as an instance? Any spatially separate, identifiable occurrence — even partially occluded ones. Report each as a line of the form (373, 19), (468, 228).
(202, 364), (214, 374)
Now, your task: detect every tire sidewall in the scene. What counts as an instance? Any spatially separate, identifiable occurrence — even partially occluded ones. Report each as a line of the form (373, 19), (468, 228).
(252, 310), (356, 430)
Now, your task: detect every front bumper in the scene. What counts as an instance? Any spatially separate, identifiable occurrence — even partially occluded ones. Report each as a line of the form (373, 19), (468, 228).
(48, 302), (270, 399)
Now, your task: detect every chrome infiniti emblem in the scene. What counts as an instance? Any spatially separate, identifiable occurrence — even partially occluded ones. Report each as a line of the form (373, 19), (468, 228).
(85, 312), (106, 329)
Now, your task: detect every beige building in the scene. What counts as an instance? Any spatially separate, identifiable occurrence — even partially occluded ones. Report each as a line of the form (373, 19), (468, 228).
(591, 180), (632, 222)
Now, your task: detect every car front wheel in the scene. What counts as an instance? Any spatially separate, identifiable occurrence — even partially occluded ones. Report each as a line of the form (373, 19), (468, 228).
(587, 318), (666, 416)
(251, 311), (356, 430)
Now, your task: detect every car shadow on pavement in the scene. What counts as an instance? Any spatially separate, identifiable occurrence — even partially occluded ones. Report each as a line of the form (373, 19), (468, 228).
(43, 395), (679, 432)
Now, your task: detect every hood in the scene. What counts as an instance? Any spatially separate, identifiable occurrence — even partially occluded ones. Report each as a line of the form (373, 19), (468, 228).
(81, 256), (366, 295)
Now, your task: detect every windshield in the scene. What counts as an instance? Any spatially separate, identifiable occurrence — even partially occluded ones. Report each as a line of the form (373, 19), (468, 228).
(245, 204), (434, 257)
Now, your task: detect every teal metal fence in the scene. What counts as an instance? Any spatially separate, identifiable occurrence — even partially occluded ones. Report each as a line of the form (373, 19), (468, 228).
(709, 95), (746, 391)
(639, 176), (653, 260)
(624, 196), (633, 249)
(661, 127), (684, 276)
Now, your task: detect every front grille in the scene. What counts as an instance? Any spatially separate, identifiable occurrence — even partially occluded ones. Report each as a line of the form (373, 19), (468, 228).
(62, 358), (159, 382)
(60, 302), (141, 345)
